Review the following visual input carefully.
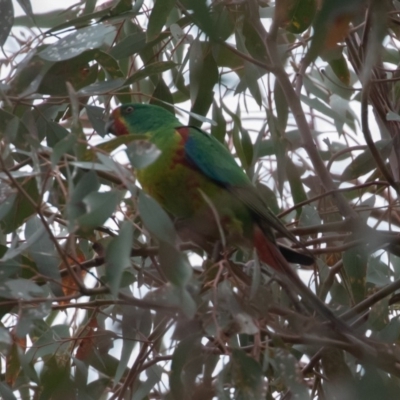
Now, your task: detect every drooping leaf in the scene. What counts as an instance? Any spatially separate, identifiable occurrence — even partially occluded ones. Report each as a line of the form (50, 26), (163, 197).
(77, 190), (121, 230)
(126, 140), (161, 170)
(341, 140), (392, 181)
(0, 0), (14, 47)
(138, 191), (177, 245)
(0, 178), (40, 234)
(125, 61), (177, 86)
(25, 216), (62, 288)
(39, 24), (116, 61)
(105, 221), (133, 296)
(343, 246), (368, 304)
(158, 241), (192, 287)
(328, 51), (351, 86)
(109, 32), (147, 59)
(85, 106), (106, 137)
(278, 0), (317, 34)
(147, 0), (175, 41)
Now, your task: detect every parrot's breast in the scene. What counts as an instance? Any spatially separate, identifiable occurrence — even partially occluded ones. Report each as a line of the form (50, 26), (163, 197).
(136, 128), (253, 241)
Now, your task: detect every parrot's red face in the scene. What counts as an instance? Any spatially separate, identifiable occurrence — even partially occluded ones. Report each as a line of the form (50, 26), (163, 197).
(106, 105), (133, 136)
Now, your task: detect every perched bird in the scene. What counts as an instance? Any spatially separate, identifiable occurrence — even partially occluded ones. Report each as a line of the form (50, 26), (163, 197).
(106, 103), (347, 329)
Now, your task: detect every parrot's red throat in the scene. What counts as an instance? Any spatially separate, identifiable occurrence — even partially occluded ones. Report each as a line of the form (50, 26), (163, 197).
(107, 109), (130, 136)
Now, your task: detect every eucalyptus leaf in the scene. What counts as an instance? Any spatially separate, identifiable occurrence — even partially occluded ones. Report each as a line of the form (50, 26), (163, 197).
(105, 221), (133, 296)
(0, 0), (13, 47)
(126, 140), (161, 169)
(109, 32), (147, 59)
(138, 191), (177, 245)
(39, 25), (116, 61)
(147, 0), (175, 41)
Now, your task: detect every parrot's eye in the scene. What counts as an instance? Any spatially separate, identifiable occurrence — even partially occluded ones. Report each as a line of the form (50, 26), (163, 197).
(124, 106), (134, 114)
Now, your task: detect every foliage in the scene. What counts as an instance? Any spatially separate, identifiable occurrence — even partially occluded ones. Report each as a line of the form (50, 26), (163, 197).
(2, 0), (400, 398)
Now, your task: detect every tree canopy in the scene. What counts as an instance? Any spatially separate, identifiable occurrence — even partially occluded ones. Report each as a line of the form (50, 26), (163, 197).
(2, 0), (400, 398)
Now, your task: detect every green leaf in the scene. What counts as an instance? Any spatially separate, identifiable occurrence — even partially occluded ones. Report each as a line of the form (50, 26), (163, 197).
(235, 31), (262, 106)
(299, 205), (321, 227)
(159, 241), (192, 287)
(0, 382), (17, 400)
(286, 157), (307, 211)
(0, 279), (44, 300)
(275, 348), (310, 397)
(114, 337), (135, 385)
(274, 80), (289, 132)
(85, 105), (106, 137)
(255, 182), (280, 215)
(145, 285), (196, 317)
(0, 326), (12, 354)
(268, 109), (286, 194)
(51, 132), (77, 166)
(367, 257), (391, 287)
(14, 9), (77, 30)
(109, 32), (147, 59)
(126, 140), (161, 169)
(378, 316), (400, 343)
(301, 94), (348, 125)
(83, 134), (147, 161)
(132, 365), (163, 400)
(25, 325), (70, 362)
(147, 0), (175, 41)
(369, 298), (389, 331)
(138, 191), (177, 245)
(230, 349), (263, 400)
(39, 24), (116, 61)
(125, 61), (177, 86)
(0, 0), (13, 47)
(343, 246), (367, 304)
(211, 100), (226, 143)
(341, 140), (392, 181)
(0, 178), (39, 234)
(180, 0), (219, 40)
(305, 0), (365, 63)
(67, 170), (100, 229)
(189, 38), (203, 106)
(1, 216), (53, 262)
(242, 17), (268, 62)
(77, 190), (120, 230)
(328, 52), (351, 86)
(189, 48), (218, 126)
(281, 0), (316, 34)
(45, 7), (113, 33)
(0, 109), (21, 140)
(77, 78), (125, 95)
(0, 192), (16, 221)
(16, 302), (51, 337)
(105, 221), (133, 296)
(232, 113), (248, 169)
(94, 50), (124, 78)
(69, 161), (115, 172)
(38, 56), (97, 95)
(170, 335), (202, 399)
(150, 78), (174, 113)
(25, 216), (62, 289)
(303, 75), (330, 104)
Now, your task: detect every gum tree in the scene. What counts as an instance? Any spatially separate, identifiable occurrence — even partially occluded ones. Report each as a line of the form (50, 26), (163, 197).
(1, 0), (400, 398)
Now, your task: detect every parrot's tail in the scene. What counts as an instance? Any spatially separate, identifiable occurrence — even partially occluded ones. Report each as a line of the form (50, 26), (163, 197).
(252, 225), (355, 335)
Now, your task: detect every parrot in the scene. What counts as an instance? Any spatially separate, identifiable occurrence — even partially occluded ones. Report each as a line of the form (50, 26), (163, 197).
(106, 103), (351, 332)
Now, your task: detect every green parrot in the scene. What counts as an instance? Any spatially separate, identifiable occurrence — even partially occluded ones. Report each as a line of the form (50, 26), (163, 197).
(106, 103), (349, 330)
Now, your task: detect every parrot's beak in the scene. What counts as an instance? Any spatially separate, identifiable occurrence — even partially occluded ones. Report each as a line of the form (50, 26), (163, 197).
(105, 117), (116, 135)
